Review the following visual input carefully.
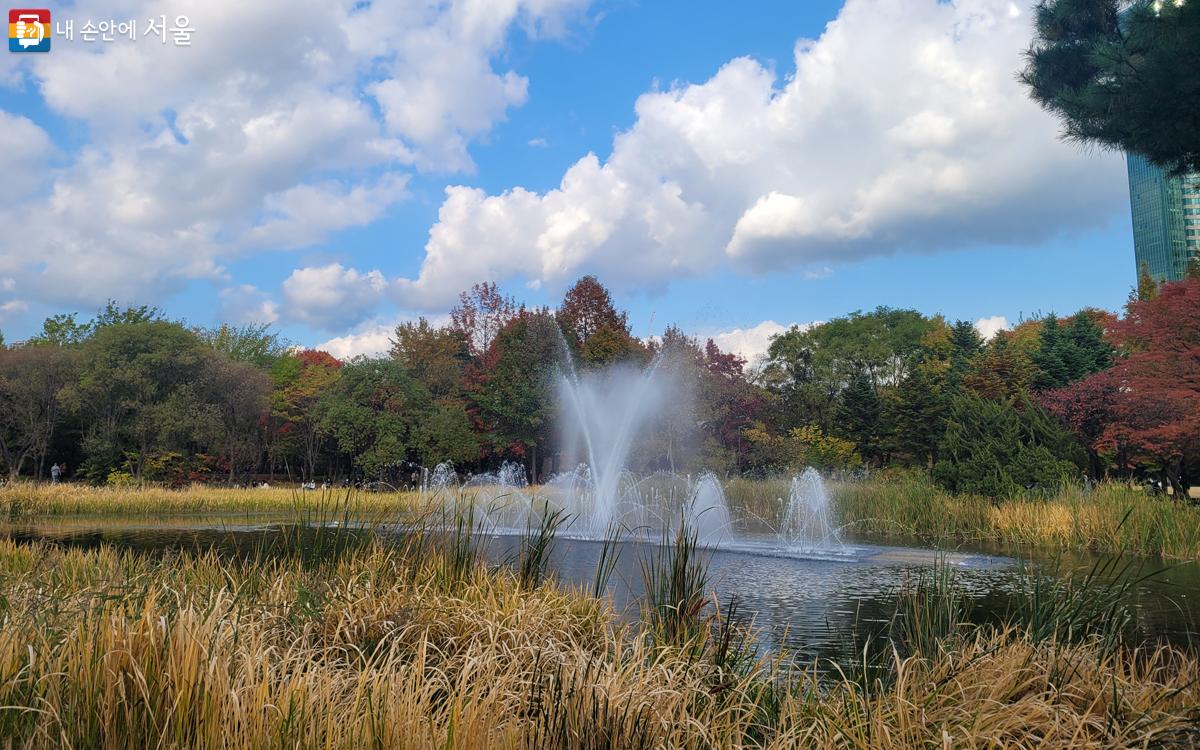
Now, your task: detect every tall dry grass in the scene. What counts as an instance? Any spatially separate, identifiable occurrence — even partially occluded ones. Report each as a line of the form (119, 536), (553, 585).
(0, 481), (422, 518)
(1, 531), (1198, 748)
(833, 477), (1200, 560)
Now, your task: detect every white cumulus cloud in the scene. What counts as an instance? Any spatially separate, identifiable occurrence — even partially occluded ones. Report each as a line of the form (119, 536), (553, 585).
(392, 0), (1125, 310)
(710, 320), (798, 366)
(317, 323), (396, 360)
(218, 285), (280, 326)
(974, 315), (1011, 340)
(0, 111), (55, 205)
(0, 0), (592, 310)
(283, 263), (388, 330)
(314, 313), (452, 359)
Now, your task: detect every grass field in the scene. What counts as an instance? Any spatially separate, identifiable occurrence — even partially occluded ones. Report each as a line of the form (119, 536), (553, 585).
(1, 523), (1197, 749)
(4, 474), (1200, 560)
(831, 477), (1200, 560)
(0, 481), (422, 517)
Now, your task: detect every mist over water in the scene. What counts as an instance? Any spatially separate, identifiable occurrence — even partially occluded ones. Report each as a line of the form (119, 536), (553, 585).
(422, 340), (850, 558)
(555, 357), (674, 537)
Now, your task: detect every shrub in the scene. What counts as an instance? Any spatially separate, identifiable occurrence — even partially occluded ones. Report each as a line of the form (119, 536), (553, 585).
(933, 394), (1082, 497)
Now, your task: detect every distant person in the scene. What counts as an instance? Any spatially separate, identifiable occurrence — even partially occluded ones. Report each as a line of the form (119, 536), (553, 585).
(50, 463), (60, 483)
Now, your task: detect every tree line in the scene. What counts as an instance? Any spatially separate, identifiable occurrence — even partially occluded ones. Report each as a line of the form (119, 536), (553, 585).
(0, 274), (1196, 496)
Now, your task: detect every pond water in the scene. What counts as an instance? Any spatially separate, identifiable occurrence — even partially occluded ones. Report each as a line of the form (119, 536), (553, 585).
(4, 516), (1198, 666)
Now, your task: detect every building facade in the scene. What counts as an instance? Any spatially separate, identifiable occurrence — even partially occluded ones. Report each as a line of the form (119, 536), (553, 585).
(1126, 153), (1200, 281)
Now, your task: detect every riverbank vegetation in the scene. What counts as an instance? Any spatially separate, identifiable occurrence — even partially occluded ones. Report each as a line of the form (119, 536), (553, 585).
(1, 517), (1197, 749)
(1, 275), (1197, 501)
(6, 476), (1200, 560)
(0, 481), (420, 518)
(833, 477), (1200, 560)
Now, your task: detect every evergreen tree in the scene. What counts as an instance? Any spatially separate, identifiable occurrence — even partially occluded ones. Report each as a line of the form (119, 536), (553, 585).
(1032, 315), (1070, 390)
(834, 372), (881, 462)
(1032, 312), (1114, 390)
(888, 368), (948, 468)
(1063, 312), (1113, 375)
(947, 320), (982, 389)
(1021, 0), (1200, 175)
(933, 394), (1083, 496)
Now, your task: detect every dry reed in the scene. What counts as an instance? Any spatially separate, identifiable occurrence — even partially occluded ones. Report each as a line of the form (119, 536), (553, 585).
(0, 536), (1197, 748)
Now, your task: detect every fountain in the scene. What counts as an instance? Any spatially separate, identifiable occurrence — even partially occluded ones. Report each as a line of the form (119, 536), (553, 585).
(417, 341), (856, 559)
(780, 468), (842, 551)
(553, 358), (672, 537)
(406, 342), (1019, 576)
(690, 472), (732, 546)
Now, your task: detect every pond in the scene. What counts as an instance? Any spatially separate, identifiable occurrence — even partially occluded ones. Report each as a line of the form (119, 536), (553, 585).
(4, 515), (1198, 667)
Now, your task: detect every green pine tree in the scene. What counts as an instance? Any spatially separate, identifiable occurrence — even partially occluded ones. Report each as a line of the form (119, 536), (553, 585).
(1031, 315), (1069, 390)
(1062, 313), (1113, 377)
(948, 320), (982, 390)
(889, 368), (948, 469)
(933, 394), (1083, 497)
(834, 372), (881, 462)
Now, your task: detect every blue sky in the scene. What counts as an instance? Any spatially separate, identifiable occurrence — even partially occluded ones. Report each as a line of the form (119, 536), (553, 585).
(0, 0), (1134, 361)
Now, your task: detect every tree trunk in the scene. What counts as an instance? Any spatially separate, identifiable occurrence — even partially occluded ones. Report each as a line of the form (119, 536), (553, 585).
(8, 454), (24, 482)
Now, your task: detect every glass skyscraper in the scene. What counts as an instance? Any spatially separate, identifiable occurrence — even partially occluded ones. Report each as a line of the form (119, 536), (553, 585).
(1126, 153), (1200, 281)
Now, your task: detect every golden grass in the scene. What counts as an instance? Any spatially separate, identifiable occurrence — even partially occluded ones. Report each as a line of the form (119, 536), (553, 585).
(0, 482), (423, 517)
(833, 478), (1200, 560)
(7, 474), (1200, 563)
(0, 538), (1197, 748)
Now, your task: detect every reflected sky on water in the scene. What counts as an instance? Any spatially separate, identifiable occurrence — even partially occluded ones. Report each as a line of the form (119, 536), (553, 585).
(4, 518), (1197, 666)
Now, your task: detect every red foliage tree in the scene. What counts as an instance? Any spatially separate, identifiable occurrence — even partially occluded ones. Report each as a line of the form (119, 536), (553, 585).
(450, 282), (517, 357)
(1044, 279), (1200, 492)
(556, 275), (643, 367)
(295, 349), (343, 369)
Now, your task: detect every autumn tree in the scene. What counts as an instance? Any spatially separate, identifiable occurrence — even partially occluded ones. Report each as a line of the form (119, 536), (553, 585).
(556, 275), (643, 367)
(1040, 371), (1120, 479)
(0, 346), (78, 480)
(269, 350), (343, 480)
(1050, 278), (1200, 493)
(699, 339), (762, 471)
(1137, 261), (1160, 301)
(962, 338), (1036, 403)
(450, 282), (517, 357)
(390, 318), (471, 398)
(475, 310), (563, 479)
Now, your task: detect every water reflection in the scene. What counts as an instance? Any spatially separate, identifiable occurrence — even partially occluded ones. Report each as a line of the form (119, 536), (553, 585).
(3, 520), (1197, 666)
